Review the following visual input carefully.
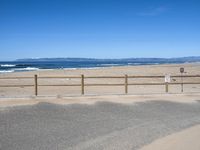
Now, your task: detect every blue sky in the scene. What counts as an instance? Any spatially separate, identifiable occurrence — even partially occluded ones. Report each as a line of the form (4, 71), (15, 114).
(0, 0), (200, 60)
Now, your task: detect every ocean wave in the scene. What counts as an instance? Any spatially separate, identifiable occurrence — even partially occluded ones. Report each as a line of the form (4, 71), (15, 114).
(0, 64), (16, 67)
(0, 64), (34, 67)
(97, 64), (122, 66)
(0, 70), (14, 73)
(13, 67), (39, 71)
(128, 63), (142, 65)
(0, 67), (39, 73)
(16, 64), (33, 67)
(128, 62), (160, 65)
(64, 67), (102, 70)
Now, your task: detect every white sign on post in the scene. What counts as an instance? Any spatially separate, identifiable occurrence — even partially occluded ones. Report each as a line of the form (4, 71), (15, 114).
(165, 74), (171, 83)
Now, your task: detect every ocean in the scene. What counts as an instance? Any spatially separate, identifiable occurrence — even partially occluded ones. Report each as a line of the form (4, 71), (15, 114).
(0, 57), (196, 73)
(0, 60), (164, 73)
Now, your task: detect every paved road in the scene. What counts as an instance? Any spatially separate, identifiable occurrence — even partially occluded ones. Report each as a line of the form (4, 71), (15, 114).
(0, 100), (200, 150)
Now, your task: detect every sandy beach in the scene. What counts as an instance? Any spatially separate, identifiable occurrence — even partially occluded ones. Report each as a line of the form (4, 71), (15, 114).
(0, 63), (200, 97)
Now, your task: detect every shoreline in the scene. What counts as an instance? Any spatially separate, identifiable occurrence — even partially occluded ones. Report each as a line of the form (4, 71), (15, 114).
(0, 62), (200, 75)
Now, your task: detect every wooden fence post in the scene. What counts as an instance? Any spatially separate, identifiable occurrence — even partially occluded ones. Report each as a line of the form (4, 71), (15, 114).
(181, 74), (184, 92)
(81, 74), (84, 95)
(125, 74), (128, 94)
(165, 82), (168, 93)
(34, 75), (38, 96)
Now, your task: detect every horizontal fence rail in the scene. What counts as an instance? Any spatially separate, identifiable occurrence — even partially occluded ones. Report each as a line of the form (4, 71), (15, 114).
(0, 74), (200, 96)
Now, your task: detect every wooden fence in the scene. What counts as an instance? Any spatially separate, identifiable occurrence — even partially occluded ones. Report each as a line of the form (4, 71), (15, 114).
(0, 75), (200, 96)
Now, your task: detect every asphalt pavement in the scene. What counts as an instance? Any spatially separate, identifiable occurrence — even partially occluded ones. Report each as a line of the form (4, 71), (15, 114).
(0, 100), (200, 150)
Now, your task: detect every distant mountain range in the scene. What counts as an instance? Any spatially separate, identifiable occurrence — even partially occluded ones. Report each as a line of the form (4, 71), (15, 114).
(16, 56), (200, 63)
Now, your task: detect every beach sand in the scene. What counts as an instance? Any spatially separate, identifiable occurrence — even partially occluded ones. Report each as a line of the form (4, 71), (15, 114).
(140, 124), (200, 150)
(0, 63), (200, 97)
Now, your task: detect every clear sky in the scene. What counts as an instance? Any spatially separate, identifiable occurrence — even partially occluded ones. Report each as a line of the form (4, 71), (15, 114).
(0, 0), (200, 60)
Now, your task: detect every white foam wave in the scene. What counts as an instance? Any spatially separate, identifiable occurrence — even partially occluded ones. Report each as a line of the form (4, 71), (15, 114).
(128, 62), (160, 65)
(0, 67), (39, 73)
(128, 63), (142, 65)
(0, 70), (14, 73)
(98, 64), (122, 66)
(0, 64), (16, 67)
(14, 67), (39, 71)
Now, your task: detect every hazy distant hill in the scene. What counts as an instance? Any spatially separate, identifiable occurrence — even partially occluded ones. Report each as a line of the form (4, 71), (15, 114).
(16, 56), (200, 63)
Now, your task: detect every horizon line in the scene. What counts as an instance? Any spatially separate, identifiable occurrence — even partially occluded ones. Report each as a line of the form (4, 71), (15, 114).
(0, 56), (200, 62)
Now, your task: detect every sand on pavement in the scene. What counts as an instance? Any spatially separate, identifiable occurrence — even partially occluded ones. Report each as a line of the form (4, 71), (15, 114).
(140, 124), (200, 150)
